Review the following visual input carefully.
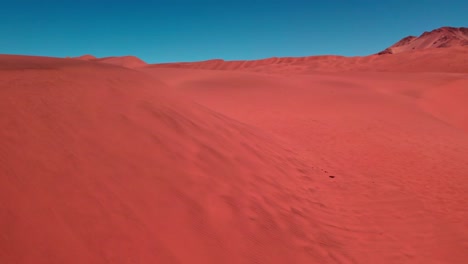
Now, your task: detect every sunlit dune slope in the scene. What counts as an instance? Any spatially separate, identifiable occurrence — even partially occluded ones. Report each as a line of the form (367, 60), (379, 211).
(0, 55), (356, 264)
(142, 66), (468, 263)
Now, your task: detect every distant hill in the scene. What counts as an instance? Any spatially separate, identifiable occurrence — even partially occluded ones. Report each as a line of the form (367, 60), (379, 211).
(378, 27), (468, 55)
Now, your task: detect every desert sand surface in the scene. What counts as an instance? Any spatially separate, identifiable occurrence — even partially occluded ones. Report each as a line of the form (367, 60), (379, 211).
(1, 29), (468, 263)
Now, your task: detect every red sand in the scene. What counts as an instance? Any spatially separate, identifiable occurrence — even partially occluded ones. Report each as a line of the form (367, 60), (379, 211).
(1, 36), (468, 264)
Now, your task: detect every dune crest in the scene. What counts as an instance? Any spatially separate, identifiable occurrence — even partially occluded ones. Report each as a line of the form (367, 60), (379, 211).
(146, 46), (468, 73)
(71, 55), (147, 68)
(74, 54), (98, 61)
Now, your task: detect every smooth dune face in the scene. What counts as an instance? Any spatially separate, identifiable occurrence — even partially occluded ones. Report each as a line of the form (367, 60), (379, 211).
(1, 43), (468, 264)
(141, 65), (468, 263)
(419, 78), (468, 132)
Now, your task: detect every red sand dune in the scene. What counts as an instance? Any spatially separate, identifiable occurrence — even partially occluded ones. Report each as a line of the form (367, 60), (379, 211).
(0, 55), (352, 263)
(74, 54), (98, 61)
(141, 66), (468, 263)
(2, 27), (468, 264)
(72, 55), (147, 68)
(95, 56), (147, 68)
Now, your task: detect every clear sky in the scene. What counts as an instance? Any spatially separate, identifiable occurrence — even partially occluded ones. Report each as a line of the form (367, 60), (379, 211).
(1, 0), (467, 63)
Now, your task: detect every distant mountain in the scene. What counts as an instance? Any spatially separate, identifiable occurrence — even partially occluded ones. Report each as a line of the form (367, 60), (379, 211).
(378, 26), (468, 55)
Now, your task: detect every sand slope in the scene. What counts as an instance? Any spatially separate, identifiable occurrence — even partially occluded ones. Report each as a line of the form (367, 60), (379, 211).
(142, 66), (468, 263)
(0, 55), (356, 264)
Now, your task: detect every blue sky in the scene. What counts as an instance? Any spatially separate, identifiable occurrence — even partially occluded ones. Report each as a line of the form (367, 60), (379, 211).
(0, 0), (467, 63)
